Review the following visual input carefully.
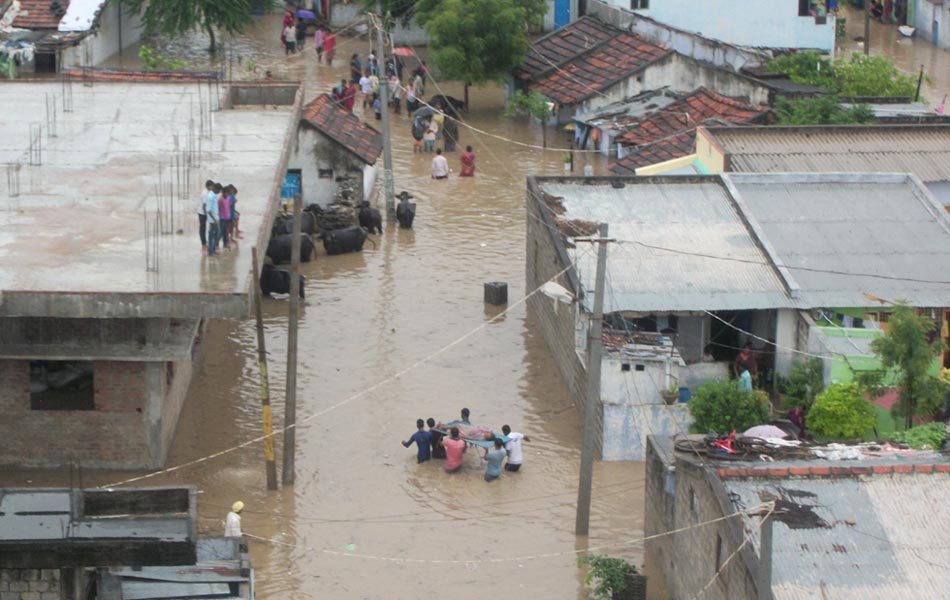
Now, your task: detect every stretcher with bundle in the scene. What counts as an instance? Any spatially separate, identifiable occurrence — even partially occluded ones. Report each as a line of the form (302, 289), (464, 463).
(436, 421), (509, 448)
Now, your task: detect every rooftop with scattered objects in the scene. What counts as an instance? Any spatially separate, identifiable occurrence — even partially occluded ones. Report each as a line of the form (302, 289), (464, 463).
(0, 80), (301, 319)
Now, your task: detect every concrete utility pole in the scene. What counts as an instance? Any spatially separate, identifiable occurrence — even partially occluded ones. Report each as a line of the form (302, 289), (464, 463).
(282, 194), (302, 486)
(251, 247), (279, 490)
(375, 2), (395, 215)
(575, 223), (610, 536)
(758, 512), (774, 600)
(864, 0), (871, 56)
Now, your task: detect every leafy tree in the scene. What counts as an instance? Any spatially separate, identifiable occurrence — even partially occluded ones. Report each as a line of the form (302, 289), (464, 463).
(119, 0), (274, 52)
(808, 383), (876, 440)
(864, 304), (946, 428)
(776, 358), (825, 410)
(503, 89), (552, 146)
(578, 555), (640, 600)
(774, 94), (874, 125)
(419, 0), (545, 107)
(688, 379), (770, 434)
(767, 50), (917, 98)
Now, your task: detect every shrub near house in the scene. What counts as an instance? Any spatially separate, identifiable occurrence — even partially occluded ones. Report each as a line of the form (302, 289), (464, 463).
(807, 382), (876, 440)
(688, 379), (770, 434)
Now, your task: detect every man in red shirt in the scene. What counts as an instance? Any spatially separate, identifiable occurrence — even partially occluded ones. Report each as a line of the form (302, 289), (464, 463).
(443, 427), (466, 473)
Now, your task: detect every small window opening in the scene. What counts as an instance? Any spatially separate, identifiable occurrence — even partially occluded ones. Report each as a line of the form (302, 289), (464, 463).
(30, 360), (95, 410)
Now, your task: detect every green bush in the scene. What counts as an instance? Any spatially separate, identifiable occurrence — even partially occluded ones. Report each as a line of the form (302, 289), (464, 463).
(776, 358), (825, 410)
(808, 383), (876, 440)
(578, 555), (640, 600)
(688, 379), (770, 434)
(889, 422), (948, 449)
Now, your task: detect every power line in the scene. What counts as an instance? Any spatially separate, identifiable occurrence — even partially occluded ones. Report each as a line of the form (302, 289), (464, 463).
(100, 262), (577, 489)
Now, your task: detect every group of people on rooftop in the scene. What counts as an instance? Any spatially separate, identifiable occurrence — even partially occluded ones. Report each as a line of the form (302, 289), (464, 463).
(402, 409), (530, 482)
(197, 180), (240, 257)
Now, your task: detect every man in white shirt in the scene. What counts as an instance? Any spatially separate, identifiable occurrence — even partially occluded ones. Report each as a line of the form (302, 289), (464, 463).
(225, 500), (244, 537)
(430, 148), (449, 179)
(359, 70), (374, 108)
(197, 179), (213, 250)
(501, 424), (530, 472)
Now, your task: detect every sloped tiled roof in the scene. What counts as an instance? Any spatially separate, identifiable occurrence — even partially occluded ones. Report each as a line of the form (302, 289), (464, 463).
(13, 0), (68, 29)
(300, 94), (383, 166)
(609, 128), (700, 176)
(529, 33), (671, 107)
(515, 16), (618, 81)
(617, 87), (770, 146)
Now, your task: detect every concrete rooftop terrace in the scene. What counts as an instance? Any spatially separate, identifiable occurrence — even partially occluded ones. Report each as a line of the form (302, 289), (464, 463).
(0, 80), (300, 319)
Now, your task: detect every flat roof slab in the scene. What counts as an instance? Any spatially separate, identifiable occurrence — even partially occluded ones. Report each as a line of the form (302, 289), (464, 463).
(0, 81), (299, 318)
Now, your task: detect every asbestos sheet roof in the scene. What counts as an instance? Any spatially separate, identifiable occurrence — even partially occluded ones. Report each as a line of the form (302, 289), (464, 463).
(730, 173), (950, 308)
(618, 87), (770, 146)
(529, 33), (671, 107)
(515, 15), (618, 81)
(301, 93), (383, 165)
(537, 179), (792, 313)
(704, 125), (950, 183)
(725, 474), (950, 599)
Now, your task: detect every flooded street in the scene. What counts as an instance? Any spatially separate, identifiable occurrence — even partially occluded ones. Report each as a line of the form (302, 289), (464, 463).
(7, 14), (660, 600)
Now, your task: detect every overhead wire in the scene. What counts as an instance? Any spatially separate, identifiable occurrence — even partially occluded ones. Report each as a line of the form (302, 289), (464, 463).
(241, 501), (776, 565)
(100, 261), (576, 489)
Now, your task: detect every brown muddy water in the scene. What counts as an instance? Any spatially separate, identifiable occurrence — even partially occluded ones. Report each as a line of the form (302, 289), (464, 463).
(7, 15), (673, 600)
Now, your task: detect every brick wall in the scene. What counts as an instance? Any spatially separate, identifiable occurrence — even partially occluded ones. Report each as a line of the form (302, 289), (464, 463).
(0, 568), (61, 600)
(0, 360), (153, 469)
(525, 182), (602, 453)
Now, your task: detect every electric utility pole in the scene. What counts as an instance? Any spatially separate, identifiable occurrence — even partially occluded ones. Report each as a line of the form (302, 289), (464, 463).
(864, 0), (871, 56)
(282, 193), (302, 486)
(251, 248), (279, 490)
(375, 3), (395, 215)
(575, 223), (611, 536)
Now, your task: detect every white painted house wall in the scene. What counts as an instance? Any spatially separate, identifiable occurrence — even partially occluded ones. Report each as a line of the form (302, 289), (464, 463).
(61, 1), (144, 68)
(598, 0), (836, 51)
(287, 126), (378, 207)
(915, 0), (950, 50)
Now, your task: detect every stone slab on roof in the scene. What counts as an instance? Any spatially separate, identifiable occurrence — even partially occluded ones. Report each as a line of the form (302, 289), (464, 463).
(301, 93), (383, 165)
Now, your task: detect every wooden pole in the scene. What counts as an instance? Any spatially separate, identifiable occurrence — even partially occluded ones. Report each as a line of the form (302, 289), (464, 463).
(251, 247), (278, 490)
(575, 223), (609, 536)
(282, 194), (302, 486)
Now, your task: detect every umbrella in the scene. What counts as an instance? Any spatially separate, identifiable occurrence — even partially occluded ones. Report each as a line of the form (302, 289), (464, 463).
(295, 9), (316, 19)
(392, 46), (414, 57)
(413, 105), (437, 118)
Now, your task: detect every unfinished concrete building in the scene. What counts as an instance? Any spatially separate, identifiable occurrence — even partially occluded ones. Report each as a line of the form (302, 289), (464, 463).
(0, 78), (301, 469)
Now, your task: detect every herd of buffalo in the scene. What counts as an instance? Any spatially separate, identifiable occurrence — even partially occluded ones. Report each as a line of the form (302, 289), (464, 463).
(260, 185), (417, 298)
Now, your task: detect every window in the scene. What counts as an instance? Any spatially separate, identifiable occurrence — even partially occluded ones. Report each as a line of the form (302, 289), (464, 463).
(30, 360), (95, 410)
(318, 168), (334, 179)
(630, 0), (649, 8)
(714, 533), (725, 571)
(799, 0), (810, 16)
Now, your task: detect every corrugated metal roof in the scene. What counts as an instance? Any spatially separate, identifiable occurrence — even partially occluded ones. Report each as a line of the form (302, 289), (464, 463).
(538, 180), (794, 313)
(731, 174), (950, 308)
(706, 125), (950, 182)
(536, 173), (950, 313)
(725, 475), (950, 599)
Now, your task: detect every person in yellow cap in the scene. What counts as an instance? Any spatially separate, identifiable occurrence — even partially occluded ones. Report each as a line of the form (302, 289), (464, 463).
(225, 501), (244, 537)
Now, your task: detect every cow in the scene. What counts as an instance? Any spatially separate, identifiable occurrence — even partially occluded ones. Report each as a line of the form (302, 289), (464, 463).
(260, 263), (305, 298)
(318, 225), (377, 255)
(266, 233), (316, 264)
(357, 201), (383, 234)
(396, 192), (416, 229)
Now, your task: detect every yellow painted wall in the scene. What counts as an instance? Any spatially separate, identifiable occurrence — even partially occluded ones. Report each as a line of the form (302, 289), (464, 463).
(695, 128), (726, 174)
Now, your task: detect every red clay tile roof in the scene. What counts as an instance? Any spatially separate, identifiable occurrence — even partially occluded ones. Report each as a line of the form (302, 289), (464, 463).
(528, 33), (671, 107)
(301, 94), (383, 166)
(609, 128), (700, 176)
(516, 16), (618, 81)
(13, 0), (68, 29)
(617, 87), (770, 146)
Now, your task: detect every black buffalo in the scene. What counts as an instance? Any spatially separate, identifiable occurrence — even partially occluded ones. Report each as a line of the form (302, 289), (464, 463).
(396, 192), (416, 229)
(318, 226), (377, 255)
(266, 233), (316, 264)
(273, 211), (318, 236)
(358, 202), (383, 234)
(260, 263), (305, 298)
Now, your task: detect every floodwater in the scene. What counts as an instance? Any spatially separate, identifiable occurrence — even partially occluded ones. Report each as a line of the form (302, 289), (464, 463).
(10, 14), (671, 600)
(837, 4), (950, 102)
